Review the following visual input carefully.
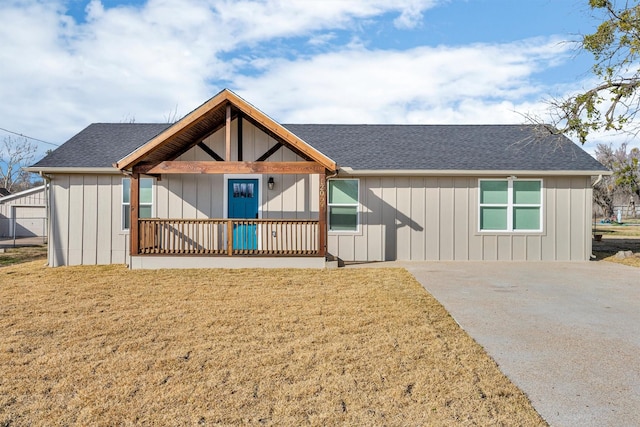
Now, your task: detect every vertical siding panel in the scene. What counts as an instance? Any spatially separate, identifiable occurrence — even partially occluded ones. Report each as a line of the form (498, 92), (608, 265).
(438, 178), (454, 260)
(526, 235), (541, 261)
(339, 235), (356, 261)
(396, 177), (411, 260)
(353, 177), (368, 261)
(309, 174), (319, 216)
(497, 235), (512, 260)
(196, 175), (211, 218)
(51, 176), (70, 266)
(468, 180), (483, 260)
(327, 234), (339, 259)
(353, 233), (368, 261)
(168, 176), (183, 218)
(542, 179), (556, 260)
(213, 127), (226, 159)
(243, 119), (255, 162)
(381, 177), (397, 261)
(82, 175), (98, 265)
(228, 119), (238, 161)
(425, 178), (439, 260)
(281, 141), (296, 218)
(483, 235), (498, 261)
(181, 150), (197, 218)
(96, 176), (112, 264)
(555, 177), (571, 260)
(67, 175), (84, 265)
(512, 235), (526, 260)
(570, 177), (586, 260)
(454, 178), (469, 260)
(111, 176), (127, 264)
(584, 180), (593, 259)
(410, 177), (426, 260)
(265, 138), (283, 219)
(253, 123), (269, 161)
(364, 177), (383, 262)
(295, 175), (306, 219)
(182, 175), (197, 218)
(211, 175), (224, 218)
(156, 177), (169, 218)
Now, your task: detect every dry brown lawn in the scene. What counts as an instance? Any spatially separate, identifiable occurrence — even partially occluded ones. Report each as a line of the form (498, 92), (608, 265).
(0, 263), (546, 426)
(0, 245), (47, 267)
(592, 225), (640, 267)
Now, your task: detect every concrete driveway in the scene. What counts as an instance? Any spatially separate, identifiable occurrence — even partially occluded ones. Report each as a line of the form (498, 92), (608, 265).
(355, 261), (640, 427)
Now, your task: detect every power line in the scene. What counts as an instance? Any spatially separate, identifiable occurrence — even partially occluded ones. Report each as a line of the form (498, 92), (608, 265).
(0, 127), (60, 147)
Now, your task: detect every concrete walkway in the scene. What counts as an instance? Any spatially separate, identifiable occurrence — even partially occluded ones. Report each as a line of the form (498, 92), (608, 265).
(0, 236), (47, 248)
(351, 261), (640, 427)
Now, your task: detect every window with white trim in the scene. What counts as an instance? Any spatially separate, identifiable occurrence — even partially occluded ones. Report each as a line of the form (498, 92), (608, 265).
(328, 179), (359, 232)
(122, 177), (153, 230)
(479, 179), (542, 232)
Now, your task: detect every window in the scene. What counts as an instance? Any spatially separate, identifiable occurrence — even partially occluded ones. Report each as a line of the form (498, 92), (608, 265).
(479, 179), (542, 232)
(122, 177), (153, 230)
(328, 179), (359, 232)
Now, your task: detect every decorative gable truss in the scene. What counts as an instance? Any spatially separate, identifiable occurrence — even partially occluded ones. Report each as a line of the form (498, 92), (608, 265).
(115, 89), (338, 259)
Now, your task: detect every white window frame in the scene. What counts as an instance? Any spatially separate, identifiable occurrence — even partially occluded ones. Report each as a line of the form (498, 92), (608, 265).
(478, 178), (543, 233)
(122, 177), (154, 231)
(328, 178), (360, 233)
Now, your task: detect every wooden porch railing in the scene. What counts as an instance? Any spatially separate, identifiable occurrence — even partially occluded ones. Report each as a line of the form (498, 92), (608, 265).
(138, 218), (320, 256)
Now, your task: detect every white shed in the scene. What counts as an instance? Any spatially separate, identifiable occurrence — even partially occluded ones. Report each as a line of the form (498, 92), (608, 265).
(0, 185), (47, 238)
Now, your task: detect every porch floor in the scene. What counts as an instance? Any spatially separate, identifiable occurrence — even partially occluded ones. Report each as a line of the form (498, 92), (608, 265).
(129, 255), (330, 269)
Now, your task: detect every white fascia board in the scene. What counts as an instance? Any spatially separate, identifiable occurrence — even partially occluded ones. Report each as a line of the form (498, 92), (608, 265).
(24, 167), (122, 174)
(338, 167), (612, 177)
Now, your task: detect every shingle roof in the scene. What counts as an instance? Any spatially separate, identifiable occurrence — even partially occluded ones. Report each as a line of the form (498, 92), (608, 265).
(32, 123), (171, 168)
(282, 124), (608, 172)
(32, 123), (607, 172)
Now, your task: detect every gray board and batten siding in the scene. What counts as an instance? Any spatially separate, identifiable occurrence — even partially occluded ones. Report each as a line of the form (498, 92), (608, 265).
(32, 121), (606, 266)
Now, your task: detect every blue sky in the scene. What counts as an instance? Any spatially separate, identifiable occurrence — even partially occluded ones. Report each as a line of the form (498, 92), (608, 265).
(0, 0), (625, 160)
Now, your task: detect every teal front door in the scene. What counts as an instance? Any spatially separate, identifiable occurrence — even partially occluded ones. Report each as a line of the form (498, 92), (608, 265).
(228, 179), (259, 250)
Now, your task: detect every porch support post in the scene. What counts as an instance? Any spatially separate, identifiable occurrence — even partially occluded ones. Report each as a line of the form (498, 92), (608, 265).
(130, 172), (140, 256)
(318, 171), (327, 257)
(225, 103), (231, 161)
(227, 219), (233, 256)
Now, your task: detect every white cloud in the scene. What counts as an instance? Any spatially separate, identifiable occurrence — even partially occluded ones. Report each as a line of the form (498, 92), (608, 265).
(0, 0), (441, 155)
(233, 37), (570, 125)
(2, 0), (621, 162)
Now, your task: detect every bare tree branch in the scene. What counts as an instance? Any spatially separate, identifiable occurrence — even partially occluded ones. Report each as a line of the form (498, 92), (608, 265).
(0, 136), (38, 192)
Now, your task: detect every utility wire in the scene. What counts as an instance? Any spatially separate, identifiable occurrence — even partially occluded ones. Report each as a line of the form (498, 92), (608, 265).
(0, 126), (60, 147)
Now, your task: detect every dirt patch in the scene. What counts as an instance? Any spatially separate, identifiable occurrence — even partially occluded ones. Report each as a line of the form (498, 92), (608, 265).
(0, 264), (546, 426)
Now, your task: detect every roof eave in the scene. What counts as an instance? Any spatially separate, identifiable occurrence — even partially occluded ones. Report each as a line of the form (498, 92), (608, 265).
(338, 167), (612, 177)
(24, 167), (122, 175)
(0, 184), (47, 203)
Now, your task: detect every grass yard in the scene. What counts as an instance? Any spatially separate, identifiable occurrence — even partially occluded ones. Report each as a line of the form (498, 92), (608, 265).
(592, 224), (640, 267)
(0, 263), (546, 426)
(0, 245), (47, 267)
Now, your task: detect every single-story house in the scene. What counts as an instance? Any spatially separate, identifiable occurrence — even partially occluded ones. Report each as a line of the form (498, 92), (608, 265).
(27, 89), (609, 268)
(0, 185), (47, 239)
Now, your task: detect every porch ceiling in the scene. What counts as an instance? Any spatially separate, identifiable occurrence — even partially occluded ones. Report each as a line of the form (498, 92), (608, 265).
(115, 89), (337, 172)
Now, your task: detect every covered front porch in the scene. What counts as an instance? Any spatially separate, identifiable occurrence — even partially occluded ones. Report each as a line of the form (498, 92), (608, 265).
(118, 90), (337, 268)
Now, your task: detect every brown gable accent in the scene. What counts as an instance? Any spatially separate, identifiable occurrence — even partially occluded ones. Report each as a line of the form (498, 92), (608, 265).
(115, 89), (337, 172)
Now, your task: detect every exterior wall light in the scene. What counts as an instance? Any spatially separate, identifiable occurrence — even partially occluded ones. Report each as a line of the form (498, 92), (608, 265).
(268, 177), (275, 190)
